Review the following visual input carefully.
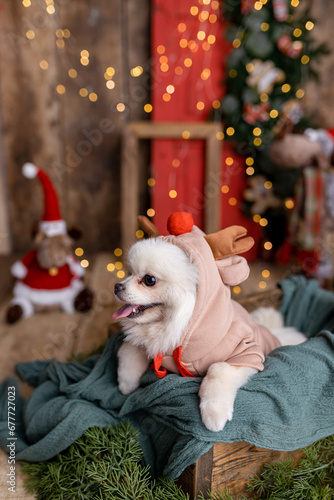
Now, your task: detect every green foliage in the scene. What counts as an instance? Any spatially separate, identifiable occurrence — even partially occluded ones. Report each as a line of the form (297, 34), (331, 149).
(21, 422), (334, 500)
(22, 421), (153, 500)
(21, 421), (236, 500)
(248, 435), (334, 499)
(218, 0), (328, 155)
(214, 0), (330, 243)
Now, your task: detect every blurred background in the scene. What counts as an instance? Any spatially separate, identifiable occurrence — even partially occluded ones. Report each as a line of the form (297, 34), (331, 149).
(0, 0), (333, 258)
(0, 2), (334, 494)
(0, 0), (333, 342)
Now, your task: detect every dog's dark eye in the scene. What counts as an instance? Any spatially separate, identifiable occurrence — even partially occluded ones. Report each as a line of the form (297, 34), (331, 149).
(143, 275), (156, 287)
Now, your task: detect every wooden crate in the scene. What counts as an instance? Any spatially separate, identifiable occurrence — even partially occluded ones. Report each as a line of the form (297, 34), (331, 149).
(178, 441), (302, 498)
(178, 288), (303, 498)
(178, 442), (303, 498)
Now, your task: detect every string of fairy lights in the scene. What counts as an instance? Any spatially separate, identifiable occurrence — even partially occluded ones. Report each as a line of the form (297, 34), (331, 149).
(22, 0), (148, 110)
(21, 0), (312, 294)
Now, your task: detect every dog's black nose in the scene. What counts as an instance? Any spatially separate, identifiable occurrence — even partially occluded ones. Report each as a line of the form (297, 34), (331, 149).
(114, 282), (125, 295)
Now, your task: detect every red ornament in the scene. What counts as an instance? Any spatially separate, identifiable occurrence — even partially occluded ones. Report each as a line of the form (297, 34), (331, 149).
(277, 34), (304, 59)
(243, 102), (270, 125)
(241, 0), (255, 15)
(167, 212), (194, 235)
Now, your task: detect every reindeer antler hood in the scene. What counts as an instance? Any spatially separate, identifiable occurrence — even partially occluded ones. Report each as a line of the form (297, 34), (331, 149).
(138, 212), (280, 377)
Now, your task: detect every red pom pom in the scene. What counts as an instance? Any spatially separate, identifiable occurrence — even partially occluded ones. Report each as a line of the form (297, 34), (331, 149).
(167, 212), (194, 236)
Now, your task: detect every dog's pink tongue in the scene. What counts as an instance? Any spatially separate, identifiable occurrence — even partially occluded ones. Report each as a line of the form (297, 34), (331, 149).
(112, 304), (133, 319)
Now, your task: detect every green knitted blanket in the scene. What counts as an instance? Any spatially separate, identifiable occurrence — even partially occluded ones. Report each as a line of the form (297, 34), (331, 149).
(0, 276), (333, 479)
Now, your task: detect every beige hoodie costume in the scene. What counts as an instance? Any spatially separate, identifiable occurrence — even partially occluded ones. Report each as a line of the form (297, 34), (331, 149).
(151, 218), (281, 378)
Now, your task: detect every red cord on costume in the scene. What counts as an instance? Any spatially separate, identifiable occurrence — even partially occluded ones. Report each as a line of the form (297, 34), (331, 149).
(152, 352), (168, 378)
(152, 347), (196, 378)
(173, 346), (196, 378)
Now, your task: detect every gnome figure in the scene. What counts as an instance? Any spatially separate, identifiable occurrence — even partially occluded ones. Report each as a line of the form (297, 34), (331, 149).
(6, 163), (93, 324)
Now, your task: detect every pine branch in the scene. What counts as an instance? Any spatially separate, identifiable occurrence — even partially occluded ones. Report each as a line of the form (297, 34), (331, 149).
(21, 421), (334, 500)
(197, 489), (244, 500)
(248, 435), (334, 499)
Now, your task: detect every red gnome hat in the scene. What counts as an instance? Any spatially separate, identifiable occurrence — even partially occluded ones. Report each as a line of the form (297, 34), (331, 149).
(22, 163), (66, 237)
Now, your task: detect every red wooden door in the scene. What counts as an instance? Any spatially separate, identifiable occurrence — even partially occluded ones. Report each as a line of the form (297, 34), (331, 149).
(151, 0), (260, 259)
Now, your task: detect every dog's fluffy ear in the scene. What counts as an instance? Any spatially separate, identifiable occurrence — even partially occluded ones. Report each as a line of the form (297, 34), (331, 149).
(216, 255), (250, 286)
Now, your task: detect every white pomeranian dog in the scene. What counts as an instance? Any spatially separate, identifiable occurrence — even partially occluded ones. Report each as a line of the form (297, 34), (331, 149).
(113, 214), (306, 432)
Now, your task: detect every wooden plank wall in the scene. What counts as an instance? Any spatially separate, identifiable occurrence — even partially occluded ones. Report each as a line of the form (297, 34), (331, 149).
(0, 0), (333, 254)
(304, 0), (334, 129)
(0, 0), (150, 253)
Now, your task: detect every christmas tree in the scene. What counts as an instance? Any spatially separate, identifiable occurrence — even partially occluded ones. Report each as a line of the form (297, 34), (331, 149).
(217, 0), (329, 251)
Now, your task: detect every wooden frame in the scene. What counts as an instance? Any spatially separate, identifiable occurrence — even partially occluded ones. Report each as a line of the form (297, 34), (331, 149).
(121, 121), (222, 248)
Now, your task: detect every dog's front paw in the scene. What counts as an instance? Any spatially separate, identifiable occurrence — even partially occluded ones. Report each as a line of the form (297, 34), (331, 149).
(200, 398), (233, 432)
(117, 342), (150, 395)
(199, 362), (257, 432)
(198, 362), (239, 432)
(118, 375), (141, 395)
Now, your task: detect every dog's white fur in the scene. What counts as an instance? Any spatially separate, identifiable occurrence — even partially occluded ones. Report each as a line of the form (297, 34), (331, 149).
(115, 238), (307, 432)
(250, 307), (307, 346)
(115, 239), (198, 359)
